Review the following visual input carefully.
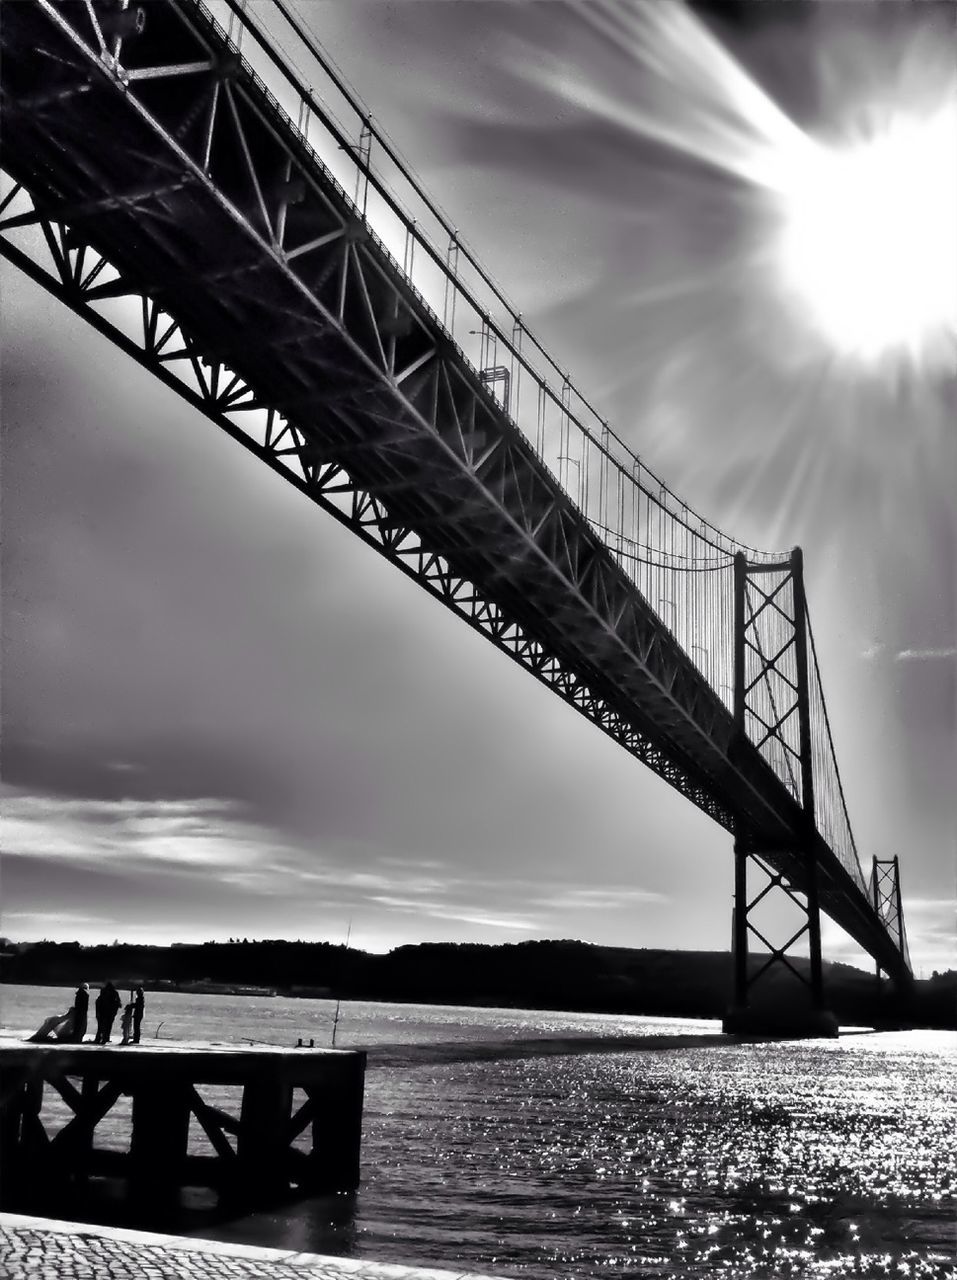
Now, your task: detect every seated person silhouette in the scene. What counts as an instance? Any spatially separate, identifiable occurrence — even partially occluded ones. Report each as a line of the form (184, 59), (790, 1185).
(28, 1008), (74, 1042)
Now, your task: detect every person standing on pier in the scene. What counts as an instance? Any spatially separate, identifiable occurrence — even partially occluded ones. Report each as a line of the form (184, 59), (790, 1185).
(68, 982), (90, 1042)
(131, 985), (145, 1043)
(94, 981), (122, 1043)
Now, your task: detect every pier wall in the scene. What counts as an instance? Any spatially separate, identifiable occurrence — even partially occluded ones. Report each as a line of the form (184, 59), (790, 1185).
(0, 1037), (365, 1211)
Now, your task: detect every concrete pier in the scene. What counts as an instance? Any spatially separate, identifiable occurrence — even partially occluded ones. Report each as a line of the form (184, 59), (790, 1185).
(0, 1036), (365, 1210)
(0, 1213), (510, 1279)
(722, 1005), (840, 1038)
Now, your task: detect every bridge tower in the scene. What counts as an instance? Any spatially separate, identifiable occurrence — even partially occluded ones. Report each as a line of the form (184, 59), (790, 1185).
(724, 549), (838, 1036)
(868, 857), (914, 1022)
(871, 857), (907, 979)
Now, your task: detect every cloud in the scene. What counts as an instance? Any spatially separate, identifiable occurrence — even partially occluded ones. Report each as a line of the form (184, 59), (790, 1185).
(5, 783), (673, 945)
(895, 648), (957, 662)
(368, 878), (670, 932)
(861, 642), (955, 664)
(905, 896), (957, 911)
(370, 897), (537, 932)
(2, 789), (274, 874)
(534, 886), (669, 910)
(2, 910), (112, 927)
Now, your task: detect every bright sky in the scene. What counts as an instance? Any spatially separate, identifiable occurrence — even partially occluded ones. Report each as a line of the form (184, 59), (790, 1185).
(2, 1), (954, 977)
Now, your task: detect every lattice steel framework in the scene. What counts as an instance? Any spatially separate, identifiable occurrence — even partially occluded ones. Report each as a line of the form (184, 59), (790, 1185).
(0, 176), (742, 830)
(730, 552), (825, 1016)
(870, 857), (910, 978)
(0, 0), (912, 989)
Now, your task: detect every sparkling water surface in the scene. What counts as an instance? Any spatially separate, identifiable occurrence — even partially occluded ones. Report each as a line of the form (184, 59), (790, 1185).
(3, 984), (954, 1278)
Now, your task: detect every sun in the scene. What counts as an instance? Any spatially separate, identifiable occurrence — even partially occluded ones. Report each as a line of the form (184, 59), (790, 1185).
(775, 108), (957, 374)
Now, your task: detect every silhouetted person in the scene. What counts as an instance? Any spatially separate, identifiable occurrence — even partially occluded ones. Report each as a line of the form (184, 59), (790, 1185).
(68, 983), (90, 1042)
(120, 1000), (134, 1045)
(94, 981), (121, 1044)
(132, 985), (145, 1043)
(28, 1006), (73, 1041)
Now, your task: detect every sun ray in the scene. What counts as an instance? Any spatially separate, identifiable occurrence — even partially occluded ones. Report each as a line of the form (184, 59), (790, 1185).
(566, 0), (813, 192)
(553, 1), (957, 384)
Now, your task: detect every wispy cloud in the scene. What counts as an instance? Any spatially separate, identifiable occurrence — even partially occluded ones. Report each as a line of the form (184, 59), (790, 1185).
(369, 894), (538, 932)
(2, 789), (272, 874)
(1, 910), (112, 927)
(444, 912), (536, 930)
(862, 644), (956, 663)
(535, 886), (668, 911)
(7, 786), (639, 943)
(905, 897), (957, 912)
(362, 877), (670, 936)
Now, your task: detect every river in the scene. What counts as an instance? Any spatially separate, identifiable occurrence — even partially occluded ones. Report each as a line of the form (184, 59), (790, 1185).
(2, 984), (954, 1278)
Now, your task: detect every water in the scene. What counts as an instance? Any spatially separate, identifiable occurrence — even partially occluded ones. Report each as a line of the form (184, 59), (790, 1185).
(3, 984), (954, 1278)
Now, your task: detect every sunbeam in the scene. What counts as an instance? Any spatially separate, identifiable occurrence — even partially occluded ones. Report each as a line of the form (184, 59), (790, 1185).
(544, 1), (957, 386)
(542, 1), (813, 192)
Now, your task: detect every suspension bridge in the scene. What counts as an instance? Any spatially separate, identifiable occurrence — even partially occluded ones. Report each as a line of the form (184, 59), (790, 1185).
(0, 0), (912, 1029)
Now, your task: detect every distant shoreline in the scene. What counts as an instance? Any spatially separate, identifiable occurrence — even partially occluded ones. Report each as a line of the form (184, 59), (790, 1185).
(2, 938), (954, 1028)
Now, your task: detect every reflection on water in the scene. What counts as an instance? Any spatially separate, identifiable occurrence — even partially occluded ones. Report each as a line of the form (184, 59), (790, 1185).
(2, 986), (954, 1278)
(354, 1036), (955, 1278)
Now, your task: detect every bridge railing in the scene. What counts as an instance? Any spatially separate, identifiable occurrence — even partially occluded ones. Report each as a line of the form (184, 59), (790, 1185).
(198, 0), (790, 708)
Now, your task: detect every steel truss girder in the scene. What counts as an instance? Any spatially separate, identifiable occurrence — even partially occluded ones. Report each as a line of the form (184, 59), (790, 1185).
(0, 202), (732, 825)
(0, 0), (778, 824)
(0, 0), (796, 837)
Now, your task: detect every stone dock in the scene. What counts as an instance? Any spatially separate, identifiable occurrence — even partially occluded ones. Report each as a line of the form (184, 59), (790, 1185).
(0, 1214), (511, 1280)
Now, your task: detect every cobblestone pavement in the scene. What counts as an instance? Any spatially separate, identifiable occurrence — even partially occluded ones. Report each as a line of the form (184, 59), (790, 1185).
(0, 1216), (507, 1280)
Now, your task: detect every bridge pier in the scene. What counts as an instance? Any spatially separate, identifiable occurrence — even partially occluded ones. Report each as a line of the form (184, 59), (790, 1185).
(723, 1006), (839, 1038)
(723, 838), (838, 1037)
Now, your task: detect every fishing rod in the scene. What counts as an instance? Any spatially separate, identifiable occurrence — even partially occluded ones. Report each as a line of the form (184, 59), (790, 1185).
(331, 919), (352, 1047)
